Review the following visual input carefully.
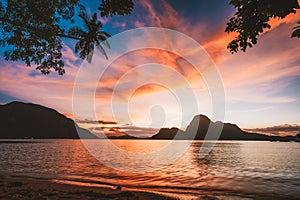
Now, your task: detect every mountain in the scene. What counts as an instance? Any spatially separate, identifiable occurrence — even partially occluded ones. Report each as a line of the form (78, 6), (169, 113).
(150, 127), (185, 139)
(295, 134), (300, 142)
(107, 134), (138, 139)
(0, 102), (97, 139)
(1, 101), (297, 141)
(151, 115), (297, 141)
(184, 115), (270, 140)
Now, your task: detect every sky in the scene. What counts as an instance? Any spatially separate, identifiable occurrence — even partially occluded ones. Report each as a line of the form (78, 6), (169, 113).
(1, 0), (300, 137)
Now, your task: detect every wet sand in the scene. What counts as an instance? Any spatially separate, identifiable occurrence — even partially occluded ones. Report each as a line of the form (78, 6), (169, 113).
(0, 175), (176, 200)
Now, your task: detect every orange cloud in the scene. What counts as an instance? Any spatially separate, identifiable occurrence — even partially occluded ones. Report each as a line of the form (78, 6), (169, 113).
(268, 10), (300, 31)
(131, 84), (167, 97)
(95, 48), (203, 100)
(0, 43), (80, 113)
(1, 1), (299, 129)
(244, 124), (300, 136)
(202, 7), (300, 63)
(64, 113), (74, 119)
(136, 0), (235, 63)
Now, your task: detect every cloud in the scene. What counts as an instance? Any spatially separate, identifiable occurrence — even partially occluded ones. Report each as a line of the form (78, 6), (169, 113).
(137, 1), (233, 62)
(76, 119), (117, 125)
(0, 61), (74, 113)
(130, 84), (167, 97)
(61, 44), (79, 62)
(218, 14), (300, 106)
(64, 113), (74, 119)
(98, 120), (117, 125)
(134, 20), (145, 28)
(87, 123), (159, 138)
(92, 48), (206, 103)
(89, 126), (126, 137)
(99, 17), (108, 24)
(244, 124), (300, 136)
(76, 119), (99, 124)
(113, 21), (127, 28)
(1, 1), (300, 130)
(119, 125), (159, 137)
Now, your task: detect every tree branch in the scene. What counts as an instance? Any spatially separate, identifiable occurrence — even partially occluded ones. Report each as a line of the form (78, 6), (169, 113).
(56, 33), (82, 40)
(0, 17), (82, 41)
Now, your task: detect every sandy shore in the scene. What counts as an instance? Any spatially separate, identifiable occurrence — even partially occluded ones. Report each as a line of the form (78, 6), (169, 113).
(0, 174), (176, 200)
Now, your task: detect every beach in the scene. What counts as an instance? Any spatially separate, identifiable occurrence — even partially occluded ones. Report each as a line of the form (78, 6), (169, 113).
(0, 174), (177, 200)
(0, 174), (256, 200)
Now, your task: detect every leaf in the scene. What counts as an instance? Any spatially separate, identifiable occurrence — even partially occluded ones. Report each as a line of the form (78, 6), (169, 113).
(292, 28), (300, 38)
(101, 39), (110, 49)
(226, 0), (300, 53)
(96, 44), (108, 59)
(98, 0), (134, 17)
(86, 49), (94, 63)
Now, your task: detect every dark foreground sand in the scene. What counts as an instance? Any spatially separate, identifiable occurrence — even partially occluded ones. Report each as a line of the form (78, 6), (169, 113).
(0, 174), (262, 200)
(0, 175), (176, 200)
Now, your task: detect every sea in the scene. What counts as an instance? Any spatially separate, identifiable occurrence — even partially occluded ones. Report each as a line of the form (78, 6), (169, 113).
(0, 140), (299, 199)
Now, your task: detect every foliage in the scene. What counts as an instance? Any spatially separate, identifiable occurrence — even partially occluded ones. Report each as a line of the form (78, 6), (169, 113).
(1, 0), (298, 74)
(98, 0), (134, 17)
(226, 0), (300, 53)
(69, 12), (111, 63)
(292, 21), (300, 38)
(0, 0), (134, 75)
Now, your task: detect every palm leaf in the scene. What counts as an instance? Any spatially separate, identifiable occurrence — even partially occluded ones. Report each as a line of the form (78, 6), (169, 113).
(101, 39), (110, 49)
(68, 26), (86, 38)
(292, 28), (300, 38)
(86, 49), (94, 63)
(78, 12), (93, 32)
(96, 43), (108, 59)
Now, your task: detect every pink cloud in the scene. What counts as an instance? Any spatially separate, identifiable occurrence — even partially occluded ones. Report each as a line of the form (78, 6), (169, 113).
(62, 44), (79, 62)
(244, 124), (300, 136)
(134, 20), (145, 27)
(99, 17), (108, 24)
(1, 1), (300, 129)
(113, 21), (127, 28)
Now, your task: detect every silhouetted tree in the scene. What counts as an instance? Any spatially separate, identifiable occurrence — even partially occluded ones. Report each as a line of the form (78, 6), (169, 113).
(98, 0), (134, 17)
(2, 0), (298, 75)
(69, 12), (111, 63)
(0, 0), (134, 75)
(226, 0), (300, 53)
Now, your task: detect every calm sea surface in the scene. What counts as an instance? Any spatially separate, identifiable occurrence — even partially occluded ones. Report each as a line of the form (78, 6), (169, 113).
(0, 140), (299, 199)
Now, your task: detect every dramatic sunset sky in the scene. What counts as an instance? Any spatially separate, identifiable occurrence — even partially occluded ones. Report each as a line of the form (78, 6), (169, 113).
(1, 0), (300, 137)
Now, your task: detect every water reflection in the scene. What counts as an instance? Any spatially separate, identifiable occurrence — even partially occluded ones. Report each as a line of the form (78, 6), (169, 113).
(0, 140), (299, 199)
(110, 139), (170, 153)
(81, 139), (194, 172)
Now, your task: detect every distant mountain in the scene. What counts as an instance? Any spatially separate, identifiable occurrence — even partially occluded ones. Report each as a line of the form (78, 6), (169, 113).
(294, 133), (300, 142)
(0, 102), (97, 139)
(150, 127), (185, 139)
(1, 101), (298, 141)
(151, 114), (297, 141)
(107, 134), (138, 139)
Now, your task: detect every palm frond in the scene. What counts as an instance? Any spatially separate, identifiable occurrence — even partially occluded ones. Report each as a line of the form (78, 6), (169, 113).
(101, 39), (110, 49)
(68, 26), (86, 38)
(96, 43), (108, 59)
(86, 49), (94, 63)
(78, 12), (93, 31)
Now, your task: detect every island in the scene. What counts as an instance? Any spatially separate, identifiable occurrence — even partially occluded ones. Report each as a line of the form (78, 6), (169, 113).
(0, 101), (299, 142)
(0, 101), (97, 139)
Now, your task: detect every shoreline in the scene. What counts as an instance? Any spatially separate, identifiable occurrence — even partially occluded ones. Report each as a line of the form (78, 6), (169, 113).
(1, 171), (298, 200)
(0, 173), (262, 200)
(0, 174), (177, 200)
